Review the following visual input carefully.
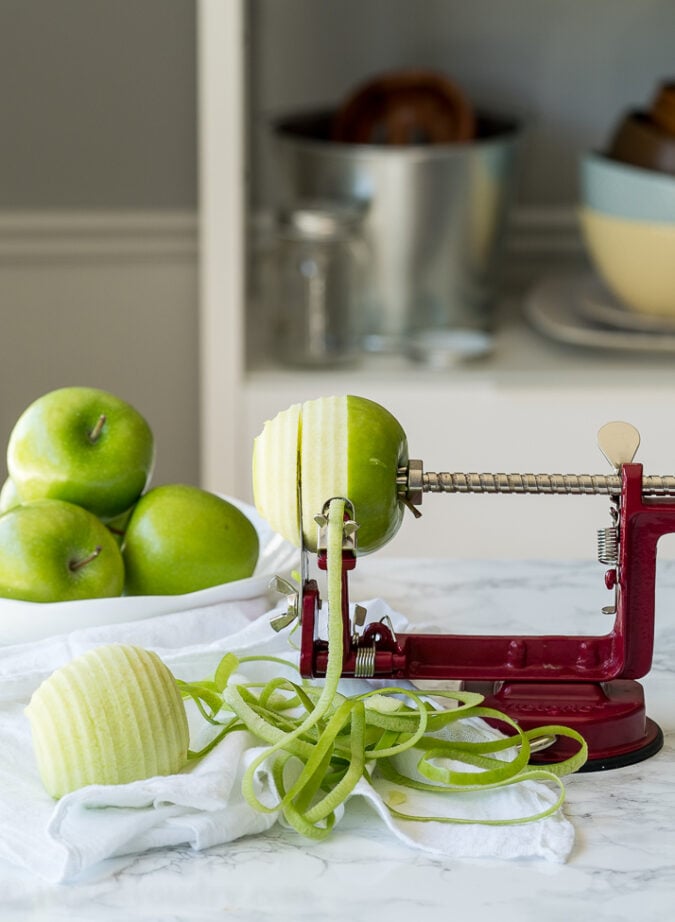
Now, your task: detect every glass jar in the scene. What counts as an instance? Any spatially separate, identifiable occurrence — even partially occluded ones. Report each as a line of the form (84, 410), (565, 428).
(270, 202), (366, 368)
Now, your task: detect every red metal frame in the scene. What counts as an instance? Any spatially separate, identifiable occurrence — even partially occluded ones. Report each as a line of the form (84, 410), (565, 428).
(299, 464), (670, 769)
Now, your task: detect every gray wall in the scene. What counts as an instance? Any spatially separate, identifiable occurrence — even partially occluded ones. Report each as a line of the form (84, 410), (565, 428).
(0, 0), (196, 208)
(3, 0), (672, 212)
(250, 0), (675, 210)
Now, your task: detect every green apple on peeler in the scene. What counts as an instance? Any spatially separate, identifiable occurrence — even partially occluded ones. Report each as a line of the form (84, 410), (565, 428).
(0, 477), (21, 514)
(253, 394), (409, 554)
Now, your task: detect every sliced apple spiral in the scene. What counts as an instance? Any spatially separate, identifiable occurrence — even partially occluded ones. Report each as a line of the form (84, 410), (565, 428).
(252, 401), (302, 549)
(252, 395), (408, 554)
(26, 644), (189, 798)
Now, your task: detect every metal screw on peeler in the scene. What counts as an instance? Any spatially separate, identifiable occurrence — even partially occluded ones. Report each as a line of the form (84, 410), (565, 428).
(399, 422), (675, 501)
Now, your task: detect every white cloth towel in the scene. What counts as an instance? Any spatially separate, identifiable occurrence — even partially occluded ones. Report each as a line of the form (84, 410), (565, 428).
(0, 599), (575, 883)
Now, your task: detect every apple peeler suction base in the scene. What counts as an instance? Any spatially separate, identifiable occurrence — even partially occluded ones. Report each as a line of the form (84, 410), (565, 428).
(463, 679), (663, 772)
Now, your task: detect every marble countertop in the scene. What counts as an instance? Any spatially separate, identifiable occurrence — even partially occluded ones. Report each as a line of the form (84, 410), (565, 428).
(2, 557), (675, 922)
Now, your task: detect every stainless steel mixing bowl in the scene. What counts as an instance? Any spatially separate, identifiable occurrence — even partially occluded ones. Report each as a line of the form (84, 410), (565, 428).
(273, 110), (521, 361)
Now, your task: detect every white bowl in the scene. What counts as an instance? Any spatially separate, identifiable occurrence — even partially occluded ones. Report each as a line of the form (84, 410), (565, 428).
(0, 497), (299, 646)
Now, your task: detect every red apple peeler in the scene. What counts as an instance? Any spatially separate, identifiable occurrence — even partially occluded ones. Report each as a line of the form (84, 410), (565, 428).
(272, 422), (674, 771)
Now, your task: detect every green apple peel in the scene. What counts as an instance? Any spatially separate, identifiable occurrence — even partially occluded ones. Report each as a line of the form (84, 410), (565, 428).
(180, 498), (587, 838)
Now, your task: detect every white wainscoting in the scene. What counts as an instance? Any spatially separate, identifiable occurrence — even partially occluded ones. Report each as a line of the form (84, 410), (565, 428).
(0, 211), (201, 489)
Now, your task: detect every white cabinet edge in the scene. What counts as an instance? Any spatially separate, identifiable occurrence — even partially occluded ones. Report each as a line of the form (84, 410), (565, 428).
(197, 0), (246, 495)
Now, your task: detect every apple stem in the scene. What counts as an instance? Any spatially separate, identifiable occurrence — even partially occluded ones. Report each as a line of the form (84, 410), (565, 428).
(88, 414), (107, 443)
(69, 546), (102, 572)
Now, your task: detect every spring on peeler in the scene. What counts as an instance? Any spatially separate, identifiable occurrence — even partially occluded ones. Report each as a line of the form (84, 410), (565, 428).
(597, 526), (619, 564)
(354, 643), (376, 679)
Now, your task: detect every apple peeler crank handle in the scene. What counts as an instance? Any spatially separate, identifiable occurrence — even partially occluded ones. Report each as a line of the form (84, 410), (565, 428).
(399, 461), (675, 503)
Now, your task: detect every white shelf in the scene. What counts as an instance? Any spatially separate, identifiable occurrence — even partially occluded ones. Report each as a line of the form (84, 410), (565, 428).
(246, 296), (675, 391)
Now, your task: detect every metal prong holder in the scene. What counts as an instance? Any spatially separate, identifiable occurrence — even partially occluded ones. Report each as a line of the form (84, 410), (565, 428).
(290, 422), (675, 771)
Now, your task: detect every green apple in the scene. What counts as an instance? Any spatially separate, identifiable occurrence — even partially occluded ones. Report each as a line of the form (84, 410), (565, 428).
(122, 484), (259, 595)
(26, 643), (189, 798)
(252, 394), (408, 554)
(0, 499), (125, 602)
(0, 477), (21, 514)
(7, 386), (155, 521)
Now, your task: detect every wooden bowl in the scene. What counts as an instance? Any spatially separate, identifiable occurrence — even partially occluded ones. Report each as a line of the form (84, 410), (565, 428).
(607, 110), (675, 175)
(331, 69), (476, 145)
(651, 81), (675, 136)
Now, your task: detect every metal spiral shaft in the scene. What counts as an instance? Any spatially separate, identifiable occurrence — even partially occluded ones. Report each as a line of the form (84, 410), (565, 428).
(423, 471), (623, 495)
(402, 464), (675, 498)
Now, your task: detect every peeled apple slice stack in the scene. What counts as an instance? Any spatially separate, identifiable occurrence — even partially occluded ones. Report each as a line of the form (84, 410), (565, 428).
(252, 395), (409, 554)
(26, 644), (189, 798)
